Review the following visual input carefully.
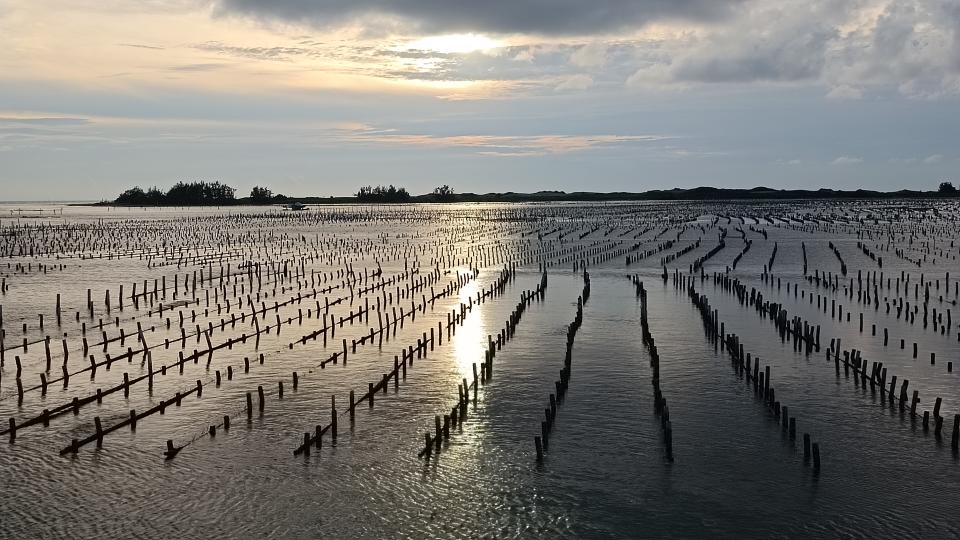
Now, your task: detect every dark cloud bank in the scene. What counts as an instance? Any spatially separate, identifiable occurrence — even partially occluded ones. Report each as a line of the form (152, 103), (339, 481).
(215, 0), (744, 35)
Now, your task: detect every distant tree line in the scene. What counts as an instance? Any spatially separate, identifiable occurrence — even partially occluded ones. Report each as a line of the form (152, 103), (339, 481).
(353, 184), (455, 203)
(248, 185), (288, 203)
(115, 186), (167, 205)
(106, 181), (959, 206)
(356, 185), (411, 203)
(432, 184), (455, 202)
(112, 182), (287, 206)
(115, 181), (235, 206)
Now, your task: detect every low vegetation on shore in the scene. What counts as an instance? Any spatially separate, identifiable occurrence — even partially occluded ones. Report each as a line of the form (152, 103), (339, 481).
(100, 181), (959, 206)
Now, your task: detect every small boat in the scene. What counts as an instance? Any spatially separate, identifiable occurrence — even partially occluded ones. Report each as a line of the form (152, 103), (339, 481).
(283, 202), (307, 211)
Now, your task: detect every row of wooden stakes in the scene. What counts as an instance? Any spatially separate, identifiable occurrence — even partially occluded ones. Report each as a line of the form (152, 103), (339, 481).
(534, 271), (587, 462)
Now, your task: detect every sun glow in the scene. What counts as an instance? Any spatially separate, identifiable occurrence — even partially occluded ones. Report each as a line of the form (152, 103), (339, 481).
(405, 33), (501, 54)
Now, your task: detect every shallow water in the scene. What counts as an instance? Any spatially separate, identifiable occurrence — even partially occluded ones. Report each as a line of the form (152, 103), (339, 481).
(0, 201), (957, 539)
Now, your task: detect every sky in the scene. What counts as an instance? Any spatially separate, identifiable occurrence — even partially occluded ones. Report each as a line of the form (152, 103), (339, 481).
(1, 0), (959, 200)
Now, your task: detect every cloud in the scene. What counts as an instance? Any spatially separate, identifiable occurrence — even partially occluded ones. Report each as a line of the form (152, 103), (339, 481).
(0, 115), (90, 126)
(513, 49), (535, 62)
(0, 112), (123, 148)
(672, 34), (832, 83)
(620, 0), (960, 98)
(826, 0), (960, 99)
(201, 0), (960, 99)
(194, 42), (321, 61)
(0, 111), (675, 159)
(832, 155), (863, 165)
(214, 0), (743, 36)
(668, 1), (839, 84)
(889, 154), (949, 165)
(7, 0), (960, 102)
(825, 85), (862, 99)
(342, 130), (672, 155)
(378, 48), (454, 60)
(555, 74), (594, 91)
(119, 43), (165, 50)
(169, 63), (229, 72)
(570, 43), (608, 68)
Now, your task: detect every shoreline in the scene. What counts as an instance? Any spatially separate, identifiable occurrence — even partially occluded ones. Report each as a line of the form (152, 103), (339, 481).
(83, 186), (959, 207)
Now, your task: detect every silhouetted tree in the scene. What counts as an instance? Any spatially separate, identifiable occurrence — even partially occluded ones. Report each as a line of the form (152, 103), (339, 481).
(356, 184), (410, 203)
(432, 185), (455, 201)
(144, 187), (164, 205)
(115, 187), (146, 205)
(939, 181), (957, 195)
(250, 186), (273, 203)
(114, 186), (166, 205)
(165, 181), (235, 205)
